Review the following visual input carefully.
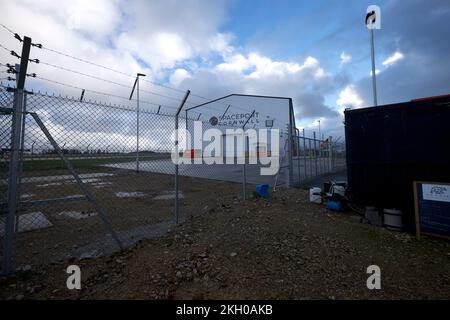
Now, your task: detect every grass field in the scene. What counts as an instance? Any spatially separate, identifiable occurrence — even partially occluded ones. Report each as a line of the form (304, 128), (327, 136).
(0, 153), (171, 172)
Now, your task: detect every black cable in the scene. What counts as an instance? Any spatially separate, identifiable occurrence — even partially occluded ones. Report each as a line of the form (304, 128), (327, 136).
(0, 43), (13, 53)
(0, 23), (15, 36)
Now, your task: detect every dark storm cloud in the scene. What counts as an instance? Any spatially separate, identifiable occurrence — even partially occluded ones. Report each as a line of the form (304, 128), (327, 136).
(296, 91), (340, 119)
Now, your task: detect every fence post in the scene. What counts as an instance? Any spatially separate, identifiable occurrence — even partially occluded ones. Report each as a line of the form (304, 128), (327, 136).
(328, 136), (334, 172)
(242, 110), (255, 201)
(174, 90), (190, 225)
(136, 76), (140, 172)
(287, 125), (294, 187)
(243, 134), (247, 200)
(2, 36), (31, 276)
(328, 136), (333, 172)
(313, 131), (318, 177)
(302, 129), (307, 179)
(129, 73), (146, 173)
(295, 128), (300, 185)
(308, 138), (312, 178)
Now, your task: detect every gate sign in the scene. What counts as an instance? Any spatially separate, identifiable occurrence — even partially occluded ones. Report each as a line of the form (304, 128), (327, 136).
(414, 181), (450, 240)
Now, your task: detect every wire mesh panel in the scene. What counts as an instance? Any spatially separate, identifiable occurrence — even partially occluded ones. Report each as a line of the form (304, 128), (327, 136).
(184, 118), (290, 195)
(10, 92), (171, 265)
(2, 90), (248, 269)
(0, 87), (14, 272)
(291, 133), (347, 186)
(0, 24), (343, 273)
(0, 84), (347, 272)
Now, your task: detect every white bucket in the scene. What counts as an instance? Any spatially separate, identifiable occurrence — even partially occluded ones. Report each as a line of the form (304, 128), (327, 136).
(383, 209), (403, 231)
(332, 185), (346, 197)
(309, 187), (322, 204)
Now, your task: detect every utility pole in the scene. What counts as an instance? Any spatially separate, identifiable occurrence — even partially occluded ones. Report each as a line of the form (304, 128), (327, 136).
(2, 36), (32, 276)
(129, 73), (146, 173)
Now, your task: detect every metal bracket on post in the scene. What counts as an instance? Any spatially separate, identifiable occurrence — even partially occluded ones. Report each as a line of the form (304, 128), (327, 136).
(174, 90), (190, 225)
(2, 37), (31, 276)
(29, 112), (123, 250)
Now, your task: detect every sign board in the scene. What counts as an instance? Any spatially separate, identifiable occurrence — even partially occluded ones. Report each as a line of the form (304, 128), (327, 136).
(413, 181), (450, 240)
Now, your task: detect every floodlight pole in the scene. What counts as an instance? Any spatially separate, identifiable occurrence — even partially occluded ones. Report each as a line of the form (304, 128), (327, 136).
(370, 28), (378, 106)
(129, 73), (146, 172)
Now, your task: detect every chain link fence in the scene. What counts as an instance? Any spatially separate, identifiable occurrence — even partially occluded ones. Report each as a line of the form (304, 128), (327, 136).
(0, 85), (345, 274)
(291, 131), (346, 186)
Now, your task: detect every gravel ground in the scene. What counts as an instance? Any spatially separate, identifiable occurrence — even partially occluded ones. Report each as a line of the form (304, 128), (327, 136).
(1, 188), (449, 300)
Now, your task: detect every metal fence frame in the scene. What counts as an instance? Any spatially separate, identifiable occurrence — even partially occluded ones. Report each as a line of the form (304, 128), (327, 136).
(0, 40), (346, 275)
(0, 86), (346, 276)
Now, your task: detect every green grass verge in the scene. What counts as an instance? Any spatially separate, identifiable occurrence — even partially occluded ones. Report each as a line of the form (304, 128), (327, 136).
(0, 154), (171, 172)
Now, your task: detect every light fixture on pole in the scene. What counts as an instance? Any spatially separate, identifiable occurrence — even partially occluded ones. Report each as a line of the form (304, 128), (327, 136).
(366, 5), (381, 106)
(129, 73), (146, 172)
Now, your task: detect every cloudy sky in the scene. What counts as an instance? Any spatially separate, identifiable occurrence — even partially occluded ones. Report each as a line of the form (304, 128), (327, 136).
(0, 0), (449, 138)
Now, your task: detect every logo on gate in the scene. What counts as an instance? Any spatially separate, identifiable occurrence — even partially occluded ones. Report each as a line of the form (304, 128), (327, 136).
(209, 116), (218, 126)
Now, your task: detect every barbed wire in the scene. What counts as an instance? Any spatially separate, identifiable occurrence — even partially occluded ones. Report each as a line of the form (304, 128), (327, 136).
(30, 76), (223, 120)
(38, 45), (290, 126)
(0, 22), (15, 36)
(40, 45), (134, 78)
(1, 21), (292, 128)
(37, 60), (201, 106)
(34, 59), (268, 122)
(0, 43), (13, 54)
(37, 44), (292, 127)
(33, 75), (178, 110)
